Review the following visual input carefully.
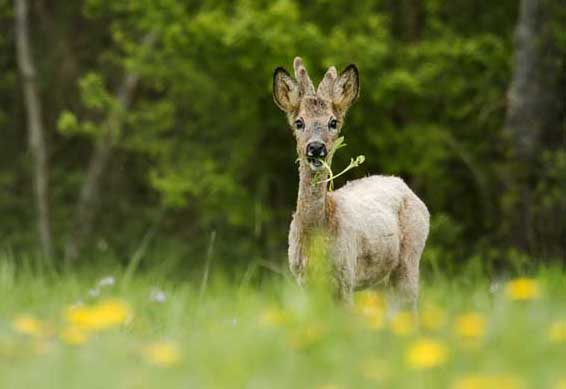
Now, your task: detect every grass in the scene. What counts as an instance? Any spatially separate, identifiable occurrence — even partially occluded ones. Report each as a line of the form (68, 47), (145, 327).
(1, 256), (566, 389)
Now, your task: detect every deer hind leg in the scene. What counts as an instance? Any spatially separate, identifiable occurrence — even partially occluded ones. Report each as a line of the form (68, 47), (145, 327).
(390, 195), (428, 313)
(390, 258), (420, 314)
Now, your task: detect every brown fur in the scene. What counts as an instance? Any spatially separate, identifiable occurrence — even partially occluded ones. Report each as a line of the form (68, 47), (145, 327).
(325, 195), (338, 234)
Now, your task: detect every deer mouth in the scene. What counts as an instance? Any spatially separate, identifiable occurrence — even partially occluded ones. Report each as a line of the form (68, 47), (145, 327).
(307, 157), (324, 171)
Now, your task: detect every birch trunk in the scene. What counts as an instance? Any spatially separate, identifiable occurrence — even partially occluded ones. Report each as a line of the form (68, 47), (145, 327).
(14, 0), (53, 259)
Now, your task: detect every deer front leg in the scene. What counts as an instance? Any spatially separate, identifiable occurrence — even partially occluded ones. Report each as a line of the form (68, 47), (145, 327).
(332, 256), (355, 306)
(289, 258), (306, 287)
(288, 222), (306, 286)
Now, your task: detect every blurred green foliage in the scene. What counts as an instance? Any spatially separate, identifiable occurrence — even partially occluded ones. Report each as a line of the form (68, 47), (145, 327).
(1, 0), (564, 273)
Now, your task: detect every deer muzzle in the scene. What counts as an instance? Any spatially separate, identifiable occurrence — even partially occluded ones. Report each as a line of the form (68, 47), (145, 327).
(306, 141), (327, 169)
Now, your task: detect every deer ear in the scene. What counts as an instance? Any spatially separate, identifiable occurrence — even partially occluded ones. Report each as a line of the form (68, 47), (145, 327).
(332, 64), (360, 113)
(273, 67), (299, 112)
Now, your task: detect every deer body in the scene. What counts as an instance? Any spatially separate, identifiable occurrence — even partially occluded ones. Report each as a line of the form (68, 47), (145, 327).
(274, 57), (429, 307)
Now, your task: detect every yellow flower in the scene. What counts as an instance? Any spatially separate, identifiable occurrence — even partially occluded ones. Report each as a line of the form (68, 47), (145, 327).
(390, 311), (416, 336)
(355, 291), (386, 330)
(259, 307), (289, 327)
(505, 278), (541, 301)
(548, 321), (566, 344)
(12, 315), (45, 337)
(65, 299), (132, 332)
(92, 299), (132, 326)
(452, 374), (523, 389)
(454, 312), (486, 339)
(60, 327), (89, 345)
(406, 338), (448, 370)
(143, 341), (181, 367)
(420, 304), (447, 331)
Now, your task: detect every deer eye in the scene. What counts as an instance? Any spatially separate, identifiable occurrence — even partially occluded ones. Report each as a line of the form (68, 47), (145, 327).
(294, 119), (304, 130)
(329, 119), (338, 130)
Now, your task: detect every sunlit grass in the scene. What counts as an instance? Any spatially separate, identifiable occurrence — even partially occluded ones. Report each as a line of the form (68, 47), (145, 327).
(0, 257), (565, 388)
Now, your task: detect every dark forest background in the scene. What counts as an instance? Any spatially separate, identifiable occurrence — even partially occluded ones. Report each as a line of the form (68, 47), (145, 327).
(1, 0), (565, 276)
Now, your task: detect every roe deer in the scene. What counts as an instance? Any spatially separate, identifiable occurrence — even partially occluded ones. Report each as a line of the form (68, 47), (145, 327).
(273, 57), (430, 309)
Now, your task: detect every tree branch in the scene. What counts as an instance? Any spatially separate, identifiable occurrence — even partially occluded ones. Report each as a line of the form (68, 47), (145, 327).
(65, 33), (157, 263)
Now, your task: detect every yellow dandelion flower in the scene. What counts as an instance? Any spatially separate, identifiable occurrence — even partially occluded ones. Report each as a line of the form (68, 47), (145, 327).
(390, 311), (416, 336)
(454, 312), (486, 339)
(93, 299), (132, 326)
(554, 378), (566, 389)
(361, 358), (389, 382)
(504, 278), (541, 301)
(406, 338), (448, 370)
(355, 291), (386, 330)
(452, 374), (523, 389)
(548, 321), (566, 344)
(65, 305), (92, 328)
(12, 315), (45, 337)
(65, 299), (132, 331)
(420, 304), (447, 331)
(143, 341), (181, 367)
(259, 307), (289, 327)
(60, 327), (89, 346)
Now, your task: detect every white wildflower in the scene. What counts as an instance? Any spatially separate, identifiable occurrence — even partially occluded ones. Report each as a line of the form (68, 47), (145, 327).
(149, 288), (167, 304)
(98, 276), (115, 288)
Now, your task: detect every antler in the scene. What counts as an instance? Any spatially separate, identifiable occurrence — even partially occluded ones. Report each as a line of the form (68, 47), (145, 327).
(293, 57), (315, 97)
(316, 66), (337, 100)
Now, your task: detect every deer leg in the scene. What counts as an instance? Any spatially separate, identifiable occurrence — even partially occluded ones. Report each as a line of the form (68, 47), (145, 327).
(390, 264), (419, 314)
(337, 278), (354, 306)
(289, 260), (306, 287)
(391, 196), (427, 314)
(332, 257), (355, 306)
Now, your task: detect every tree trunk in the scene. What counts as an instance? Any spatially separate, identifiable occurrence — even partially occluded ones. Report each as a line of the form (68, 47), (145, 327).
(403, 0), (423, 42)
(504, 0), (561, 253)
(388, 0), (424, 42)
(14, 0), (53, 259)
(64, 33), (156, 264)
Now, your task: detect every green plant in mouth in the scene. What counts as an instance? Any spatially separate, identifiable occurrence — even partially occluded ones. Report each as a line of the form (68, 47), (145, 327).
(313, 136), (366, 191)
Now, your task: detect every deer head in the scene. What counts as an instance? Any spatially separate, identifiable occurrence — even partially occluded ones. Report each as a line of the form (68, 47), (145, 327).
(273, 57), (360, 171)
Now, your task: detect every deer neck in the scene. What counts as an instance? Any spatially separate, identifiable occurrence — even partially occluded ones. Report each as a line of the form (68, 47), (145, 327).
(295, 161), (329, 229)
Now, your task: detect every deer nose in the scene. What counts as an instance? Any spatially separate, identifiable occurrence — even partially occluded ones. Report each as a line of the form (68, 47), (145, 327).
(306, 142), (327, 158)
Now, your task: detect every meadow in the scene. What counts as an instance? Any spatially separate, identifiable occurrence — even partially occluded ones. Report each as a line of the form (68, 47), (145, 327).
(1, 254), (565, 389)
